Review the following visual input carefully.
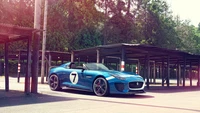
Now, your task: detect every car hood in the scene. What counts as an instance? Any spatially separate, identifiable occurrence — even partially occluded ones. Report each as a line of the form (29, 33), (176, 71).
(105, 70), (140, 77)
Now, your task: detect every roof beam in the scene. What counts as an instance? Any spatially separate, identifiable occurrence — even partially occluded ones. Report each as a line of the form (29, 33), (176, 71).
(0, 23), (36, 36)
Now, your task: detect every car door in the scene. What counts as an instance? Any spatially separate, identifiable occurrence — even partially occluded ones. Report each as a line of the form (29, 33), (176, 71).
(73, 68), (92, 90)
(62, 68), (90, 90)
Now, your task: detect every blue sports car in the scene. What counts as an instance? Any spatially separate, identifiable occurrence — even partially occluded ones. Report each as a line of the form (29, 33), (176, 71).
(48, 62), (145, 96)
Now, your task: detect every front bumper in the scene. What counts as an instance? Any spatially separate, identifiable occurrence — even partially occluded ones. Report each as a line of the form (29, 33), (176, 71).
(109, 81), (146, 94)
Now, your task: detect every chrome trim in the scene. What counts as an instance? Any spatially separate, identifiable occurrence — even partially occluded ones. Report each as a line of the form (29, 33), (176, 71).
(128, 81), (145, 90)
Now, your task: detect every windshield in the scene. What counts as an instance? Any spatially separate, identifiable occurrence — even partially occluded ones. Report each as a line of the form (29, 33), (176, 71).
(84, 63), (109, 71)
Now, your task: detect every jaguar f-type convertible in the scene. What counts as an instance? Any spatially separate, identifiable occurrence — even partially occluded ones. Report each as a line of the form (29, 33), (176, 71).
(48, 62), (145, 96)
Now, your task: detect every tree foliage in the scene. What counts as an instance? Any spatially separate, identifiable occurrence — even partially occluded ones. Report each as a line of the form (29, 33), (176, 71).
(0, 0), (200, 55)
(176, 20), (200, 54)
(145, 0), (181, 49)
(0, 0), (34, 54)
(0, 0), (34, 26)
(46, 0), (104, 51)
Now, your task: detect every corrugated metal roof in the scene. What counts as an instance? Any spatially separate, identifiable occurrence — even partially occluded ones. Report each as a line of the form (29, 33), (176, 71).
(73, 43), (200, 65)
(0, 23), (40, 44)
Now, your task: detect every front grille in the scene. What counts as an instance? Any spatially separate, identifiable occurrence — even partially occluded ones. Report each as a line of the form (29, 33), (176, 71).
(129, 82), (143, 88)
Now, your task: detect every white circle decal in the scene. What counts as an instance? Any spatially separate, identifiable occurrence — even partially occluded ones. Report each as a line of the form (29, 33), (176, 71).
(69, 71), (79, 84)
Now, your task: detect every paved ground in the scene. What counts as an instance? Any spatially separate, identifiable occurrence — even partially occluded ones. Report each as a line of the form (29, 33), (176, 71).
(0, 76), (200, 113)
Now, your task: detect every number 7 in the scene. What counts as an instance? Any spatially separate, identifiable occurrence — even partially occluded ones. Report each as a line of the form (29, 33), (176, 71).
(72, 73), (77, 82)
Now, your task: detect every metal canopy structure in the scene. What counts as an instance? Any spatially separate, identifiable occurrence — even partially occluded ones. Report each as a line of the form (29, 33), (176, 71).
(0, 49), (71, 83)
(14, 50), (71, 82)
(0, 23), (38, 93)
(73, 43), (200, 89)
(5, 50), (71, 61)
(45, 51), (71, 62)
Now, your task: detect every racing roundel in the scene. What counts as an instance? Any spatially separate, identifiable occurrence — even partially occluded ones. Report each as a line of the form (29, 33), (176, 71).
(69, 71), (79, 84)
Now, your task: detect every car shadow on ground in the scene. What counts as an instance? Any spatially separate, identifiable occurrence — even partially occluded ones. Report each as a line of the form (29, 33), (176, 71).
(60, 88), (154, 99)
(146, 86), (200, 93)
(58, 89), (200, 113)
(108, 94), (154, 99)
(59, 89), (200, 113)
(0, 89), (77, 107)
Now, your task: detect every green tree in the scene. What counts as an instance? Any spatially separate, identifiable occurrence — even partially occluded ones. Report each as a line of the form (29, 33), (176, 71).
(142, 0), (181, 49)
(0, 0), (34, 26)
(1, 0), (200, 56)
(175, 19), (196, 53)
(47, 0), (104, 51)
(0, 0), (34, 54)
(96, 0), (146, 44)
(198, 22), (200, 31)
(71, 26), (102, 50)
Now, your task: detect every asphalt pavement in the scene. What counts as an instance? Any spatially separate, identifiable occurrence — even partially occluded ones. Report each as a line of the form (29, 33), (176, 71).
(1, 76), (200, 113)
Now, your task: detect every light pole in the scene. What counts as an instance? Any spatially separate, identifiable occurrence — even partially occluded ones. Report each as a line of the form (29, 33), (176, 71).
(41, 0), (48, 84)
(31, 0), (41, 93)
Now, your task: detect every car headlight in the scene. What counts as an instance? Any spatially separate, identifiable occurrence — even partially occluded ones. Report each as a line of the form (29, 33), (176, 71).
(111, 74), (126, 80)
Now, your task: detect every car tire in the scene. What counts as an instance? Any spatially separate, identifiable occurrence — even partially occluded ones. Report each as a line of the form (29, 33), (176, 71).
(49, 74), (61, 91)
(93, 77), (109, 96)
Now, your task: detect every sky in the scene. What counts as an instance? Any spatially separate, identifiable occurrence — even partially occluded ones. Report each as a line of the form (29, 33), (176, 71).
(166, 0), (200, 27)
